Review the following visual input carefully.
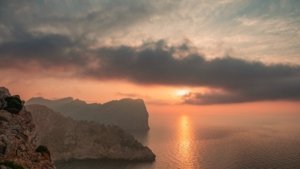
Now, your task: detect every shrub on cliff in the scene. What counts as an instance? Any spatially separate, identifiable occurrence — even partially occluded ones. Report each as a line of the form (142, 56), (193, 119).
(3, 96), (23, 114)
(35, 145), (50, 155)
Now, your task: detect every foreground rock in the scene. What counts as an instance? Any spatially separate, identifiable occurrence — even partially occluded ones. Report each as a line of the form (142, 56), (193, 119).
(0, 87), (10, 99)
(26, 104), (156, 162)
(26, 97), (150, 132)
(0, 87), (56, 169)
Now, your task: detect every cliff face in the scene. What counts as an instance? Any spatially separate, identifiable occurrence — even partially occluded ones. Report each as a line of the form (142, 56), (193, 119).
(0, 87), (56, 169)
(26, 97), (150, 132)
(26, 104), (155, 162)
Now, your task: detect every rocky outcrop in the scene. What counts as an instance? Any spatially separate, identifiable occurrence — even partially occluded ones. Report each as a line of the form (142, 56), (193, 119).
(26, 97), (150, 132)
(0, 87), (56, 169)
(0, 87), (10, 99)
(26, 104), (155, 162)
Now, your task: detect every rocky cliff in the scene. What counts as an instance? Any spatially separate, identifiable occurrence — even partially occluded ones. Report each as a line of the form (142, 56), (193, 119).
(0, 87), (56, 169)
(26, 97), (150, 132)
(26, 104), (155, 162)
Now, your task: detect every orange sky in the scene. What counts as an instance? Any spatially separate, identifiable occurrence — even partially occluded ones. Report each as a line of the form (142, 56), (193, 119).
(3, 69), (300, 114)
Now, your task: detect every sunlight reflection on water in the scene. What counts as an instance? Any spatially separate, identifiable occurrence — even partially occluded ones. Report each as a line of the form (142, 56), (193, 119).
(177, 115), (197, 169)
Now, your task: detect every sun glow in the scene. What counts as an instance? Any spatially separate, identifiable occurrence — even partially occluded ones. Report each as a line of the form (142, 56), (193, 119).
(175, 89), (190, 97)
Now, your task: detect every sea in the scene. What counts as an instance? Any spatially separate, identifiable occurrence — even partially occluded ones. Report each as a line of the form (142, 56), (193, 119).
(56, 112), (300, 169)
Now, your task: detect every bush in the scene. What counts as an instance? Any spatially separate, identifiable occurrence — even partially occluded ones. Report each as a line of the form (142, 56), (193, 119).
(35, 145), (50, 155)
(3, 96), (23, 114)
(0, 161), (24, 169)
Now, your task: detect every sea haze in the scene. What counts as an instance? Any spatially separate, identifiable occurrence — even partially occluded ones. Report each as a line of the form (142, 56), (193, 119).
(56, 112), (300, 169)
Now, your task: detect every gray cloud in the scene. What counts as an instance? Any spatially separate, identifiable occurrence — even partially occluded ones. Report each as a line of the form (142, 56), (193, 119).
(0, 34), (299, 104)
(0, 33), (85, 70)
(87, 41), (300, 104)
(0, 0), (179, 43)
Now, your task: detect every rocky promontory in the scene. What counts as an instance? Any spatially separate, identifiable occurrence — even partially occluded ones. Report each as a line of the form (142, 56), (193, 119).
(26, 104), (155, 162)
(26, 97), (150, 132)
(0, 87), (56, 169)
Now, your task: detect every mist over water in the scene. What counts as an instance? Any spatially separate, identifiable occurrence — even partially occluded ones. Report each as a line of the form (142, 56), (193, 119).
(56, 112), (300, 169)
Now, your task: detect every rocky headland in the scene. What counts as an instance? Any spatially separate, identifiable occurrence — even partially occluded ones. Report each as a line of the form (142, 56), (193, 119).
(27, 97), (150, 132)
(26, 104), (155, 162)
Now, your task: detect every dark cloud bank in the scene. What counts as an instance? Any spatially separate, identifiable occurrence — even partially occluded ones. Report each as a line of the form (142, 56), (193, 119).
(91, 41), (300, 105)
(1, 0), (300, 105)
(1, 34), (300, 105)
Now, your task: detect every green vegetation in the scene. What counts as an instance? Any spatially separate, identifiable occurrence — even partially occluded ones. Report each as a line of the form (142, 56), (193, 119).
(0, 161), (24, 169)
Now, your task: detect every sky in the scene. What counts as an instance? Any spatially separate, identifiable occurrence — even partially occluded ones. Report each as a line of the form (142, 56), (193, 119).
(1, 0), (300, 113)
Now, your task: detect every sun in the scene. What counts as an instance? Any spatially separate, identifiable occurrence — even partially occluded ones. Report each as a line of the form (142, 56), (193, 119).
(175, 89), (190, 97)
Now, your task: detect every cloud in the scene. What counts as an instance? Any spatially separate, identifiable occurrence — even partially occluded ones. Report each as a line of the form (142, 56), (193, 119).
(89, 41), (300, 104)
(0, 35), (300, 104)
(1, 0), (300, 104)
(0, 33), (86, 70)
(0, 0), (179, 43)
(1, 0), (300, 64)
(1, 33), (300, 104)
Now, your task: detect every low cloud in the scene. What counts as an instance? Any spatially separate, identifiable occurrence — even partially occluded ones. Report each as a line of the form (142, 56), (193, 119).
(89, 42), (300, 104)
(1, 37), (300, 104)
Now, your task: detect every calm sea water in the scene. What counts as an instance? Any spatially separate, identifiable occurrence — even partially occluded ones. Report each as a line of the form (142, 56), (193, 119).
(56, 112), (300, 169)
